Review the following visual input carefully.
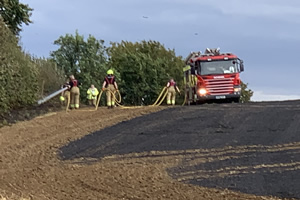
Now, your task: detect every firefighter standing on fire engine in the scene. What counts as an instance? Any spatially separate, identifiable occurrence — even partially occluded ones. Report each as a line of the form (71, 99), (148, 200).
(166, 78), (180, 105)
(69, 75), (81, 109)
(102, 69), (118, 109)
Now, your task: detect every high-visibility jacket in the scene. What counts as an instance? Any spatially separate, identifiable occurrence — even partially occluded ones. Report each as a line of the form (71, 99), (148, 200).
(87, 88), (99, 100)
(190, 75), (198, 86)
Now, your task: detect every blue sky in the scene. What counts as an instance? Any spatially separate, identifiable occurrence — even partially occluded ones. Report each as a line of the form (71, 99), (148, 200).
(19, 0), (300, 101)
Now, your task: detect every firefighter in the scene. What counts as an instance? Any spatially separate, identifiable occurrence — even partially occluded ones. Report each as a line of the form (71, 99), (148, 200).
(190, 64), (198, 86)
(87, 84), (99, 107)
(166, 78), (180, 105)
(190, 66), (198, 101)
(60, 81), (71, 106)
(69, 75), (81, 109)
(102, 69), (118, 109)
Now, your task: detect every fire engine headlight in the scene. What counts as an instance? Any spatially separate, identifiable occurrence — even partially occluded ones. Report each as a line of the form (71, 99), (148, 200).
(234, 87), (241, 92)
(199, 88), (207, 96)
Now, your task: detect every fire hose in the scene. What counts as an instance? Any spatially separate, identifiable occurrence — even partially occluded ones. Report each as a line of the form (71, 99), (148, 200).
(95, 88), (124, 111)
(37, 87), (71, 112)
(151, 87), (185, 106)
(151, 87), (168, 106)
(95, 87), (170, 111)
(37, 87), (68, 105)
(38, 86), (185, 112)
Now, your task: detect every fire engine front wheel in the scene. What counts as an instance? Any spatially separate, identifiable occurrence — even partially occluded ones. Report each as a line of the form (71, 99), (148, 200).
(232, 97), (240, 103)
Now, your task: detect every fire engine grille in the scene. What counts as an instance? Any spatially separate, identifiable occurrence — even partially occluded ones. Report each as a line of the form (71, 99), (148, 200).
(204, 78), (234, 95)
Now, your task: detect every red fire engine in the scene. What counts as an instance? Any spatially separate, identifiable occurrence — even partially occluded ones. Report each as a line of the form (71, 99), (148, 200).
(183, 48), (244, 104)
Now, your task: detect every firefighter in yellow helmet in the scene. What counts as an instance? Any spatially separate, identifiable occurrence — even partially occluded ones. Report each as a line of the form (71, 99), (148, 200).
(87, 84), (99, 107)
(102, 69), (118, 109)
(69, 75), (81, 109)
(166, 78), (180, 105)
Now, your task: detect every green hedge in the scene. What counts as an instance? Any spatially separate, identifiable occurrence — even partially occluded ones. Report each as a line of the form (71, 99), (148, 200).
(0, 19), (39, 115)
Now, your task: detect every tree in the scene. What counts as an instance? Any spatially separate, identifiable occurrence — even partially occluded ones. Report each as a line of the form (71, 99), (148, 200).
(108, 40), (184, 105)
(240, 81), (253, 103)
(33, 58), (65, 97)
(0, 0), (33, 35)
(51, 31), (107, 102)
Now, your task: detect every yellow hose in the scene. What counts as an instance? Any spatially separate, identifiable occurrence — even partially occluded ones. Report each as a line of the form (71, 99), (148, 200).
(96, 87), (169, 110)
(95, 88), (129, 110)
(95, 90), (103, 110)
(152, 86), (186, 107)
(182, 92), (187, 106)
(68, 85), (184, 112)
(181, 75), (187, 106)
(153, 90), (168, 106)
(151, 87), (168, 106)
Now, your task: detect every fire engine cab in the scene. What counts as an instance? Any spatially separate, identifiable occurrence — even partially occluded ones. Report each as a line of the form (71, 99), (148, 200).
(183, 48), (244, 104)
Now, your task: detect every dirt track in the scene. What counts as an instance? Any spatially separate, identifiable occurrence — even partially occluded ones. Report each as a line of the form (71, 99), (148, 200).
(0, 101), (300, 200)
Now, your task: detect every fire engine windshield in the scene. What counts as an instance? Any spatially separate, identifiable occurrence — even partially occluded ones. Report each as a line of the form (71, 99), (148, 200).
(199, 60), (238, 75)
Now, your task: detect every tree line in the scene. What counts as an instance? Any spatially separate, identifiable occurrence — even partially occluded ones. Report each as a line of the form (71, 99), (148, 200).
(0, 0), (253, 116)
(51, 32), (185, 106)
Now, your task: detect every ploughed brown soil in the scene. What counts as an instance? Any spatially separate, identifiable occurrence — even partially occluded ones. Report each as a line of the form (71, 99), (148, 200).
(0, 101), (300, 200)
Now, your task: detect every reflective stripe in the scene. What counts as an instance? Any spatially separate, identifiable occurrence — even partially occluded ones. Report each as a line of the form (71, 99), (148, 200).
(183, 65), (191, 72)
(167, 100), (171, 105)
(171, 100), (175, 105)
(111, 101), (115, 106)
(75, 104), (79, 108)
(70, 104), (75, 108)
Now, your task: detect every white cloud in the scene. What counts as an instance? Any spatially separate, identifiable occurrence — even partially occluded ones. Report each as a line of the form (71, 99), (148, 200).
(219, 2), (300, 18)
(252, 91), (300, 102)
(181, 0), (300, 16)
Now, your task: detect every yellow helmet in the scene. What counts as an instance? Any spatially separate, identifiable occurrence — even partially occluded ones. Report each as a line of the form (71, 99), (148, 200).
(107, 69), (114, 75)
